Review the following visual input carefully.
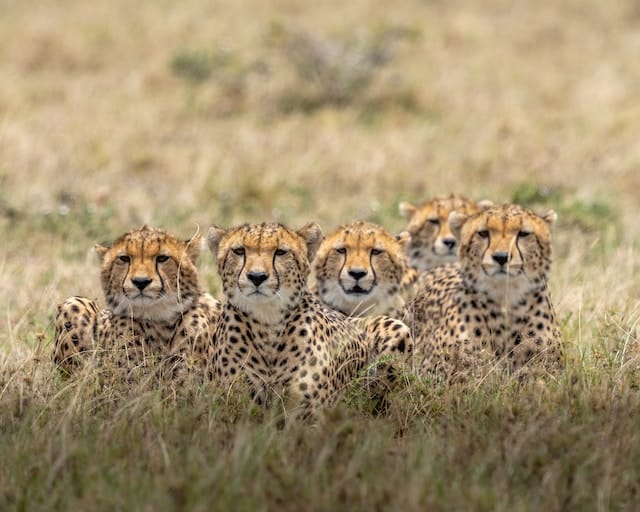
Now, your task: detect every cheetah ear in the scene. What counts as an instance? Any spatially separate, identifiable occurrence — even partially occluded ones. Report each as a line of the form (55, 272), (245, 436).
(398, 201), (417, 220)
(395, 231), (410, 248)
(207, 226), (227, 263)
(448, 211), (469, 240)
(184, 234), (201, 265)
(476, 199), (494, 211)
(297, 222), (324, 262)
(94, 243), (109, 262)
(542, 209), (557, 227)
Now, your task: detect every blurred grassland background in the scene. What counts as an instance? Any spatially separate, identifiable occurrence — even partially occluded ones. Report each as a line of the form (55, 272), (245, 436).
(1, 0), (640, 510)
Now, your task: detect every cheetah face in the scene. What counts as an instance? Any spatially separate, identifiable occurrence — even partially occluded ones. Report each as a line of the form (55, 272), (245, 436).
(208, 222), (323, 324)
(450, 204), (556, 302)
(314, 221), (409, 316)
(95, 225), (202, 322)
(399, 194), (491, 270)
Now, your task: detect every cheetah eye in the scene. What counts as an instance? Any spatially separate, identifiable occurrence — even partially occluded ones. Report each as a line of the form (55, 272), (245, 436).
(335, 247), (347, 255)
(156, 254), (170, 263)
(518, 231), (532, 238)
(232, 247), (245, 256)
(118, 255), (131, 263)
(428, 219), (440, 225)
(477, 230), (490, 239)
(371, 248), (384, 256)
(275, 248), (288, 257)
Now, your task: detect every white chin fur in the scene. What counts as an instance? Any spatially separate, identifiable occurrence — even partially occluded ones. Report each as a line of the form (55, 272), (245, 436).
(476, 273), (532, 306)
(231, 290), (291, 325)
(433, 245), (456, 258)
(112, 293), (193, 323)
(321, 285), (401, 317)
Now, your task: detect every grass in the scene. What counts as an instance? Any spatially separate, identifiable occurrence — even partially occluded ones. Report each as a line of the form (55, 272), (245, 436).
(4, 357), (640, 511)
(1, 0), (640, 509)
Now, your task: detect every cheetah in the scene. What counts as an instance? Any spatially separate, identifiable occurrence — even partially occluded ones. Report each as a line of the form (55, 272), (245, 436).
(53, 226), (221, 374)
(403, 204), (562, 378)
(312, 220), (418, 318)
(206, 222), (413, 419)
(399, 194), (493, 271)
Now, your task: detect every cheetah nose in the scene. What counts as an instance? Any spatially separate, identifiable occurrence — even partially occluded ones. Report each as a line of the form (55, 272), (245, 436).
(442, 237), (457, 250)
(247, 271), (269, 287)
(132, 277), (152, 290)
(348, 268), (367, 280)
(492, 252), (510, 266)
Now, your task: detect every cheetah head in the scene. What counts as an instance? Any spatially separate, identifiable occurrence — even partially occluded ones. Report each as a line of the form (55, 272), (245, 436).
(450, 204), (556, 303)
(207, 222), (323, 325)
(95, 225), (202, 322)
(313, 221), (410, 316)
(399, 194), (492, 270)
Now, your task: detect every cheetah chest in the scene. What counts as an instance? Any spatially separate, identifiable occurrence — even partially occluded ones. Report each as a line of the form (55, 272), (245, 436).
(214, 306), (330, 389)
(449, 288), (556, 358)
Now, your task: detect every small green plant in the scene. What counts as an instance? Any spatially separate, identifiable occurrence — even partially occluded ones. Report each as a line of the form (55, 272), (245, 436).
(169, 47), (264, 116)
(271, 25), (416, 112)
(511, 182), (620, 240)
(512, 182), (564, 206)
(170, 49), (231, 85)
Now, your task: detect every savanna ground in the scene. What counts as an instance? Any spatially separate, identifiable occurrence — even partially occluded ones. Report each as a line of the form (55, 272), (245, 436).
(1, 0), (640, 510)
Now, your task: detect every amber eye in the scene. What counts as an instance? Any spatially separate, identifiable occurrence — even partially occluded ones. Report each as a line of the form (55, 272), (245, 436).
(335, 247), (347, 255)
(118, 255), (131, 263)
(428, 219), (440, 225)
(232, 247), (245, 256)
(371, 248), (384, 256)
(518, 231), (532, 238)
(477, 230), (489, 239)
(156, 254), (170, 263)
(275, 248), (288, 256)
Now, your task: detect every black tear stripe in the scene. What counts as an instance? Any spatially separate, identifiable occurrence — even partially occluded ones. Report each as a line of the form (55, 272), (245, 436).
(238, 248), (246, 290)
(155, 259), (166, 295)
(368, 250), (378, 287)
(480, 236), (490, 265)
(338, 250), (347, 281)
(515, 237), (525, 267)
(272, 234), (281, 293)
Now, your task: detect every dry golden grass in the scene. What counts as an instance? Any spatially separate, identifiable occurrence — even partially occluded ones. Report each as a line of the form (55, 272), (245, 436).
(1, 0), (640, 509)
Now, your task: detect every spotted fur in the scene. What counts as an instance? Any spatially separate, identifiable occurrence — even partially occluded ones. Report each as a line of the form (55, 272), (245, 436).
(53, 226), (221, 373)
(404, 204), (562, 378)
(206, 222), (413, 419)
